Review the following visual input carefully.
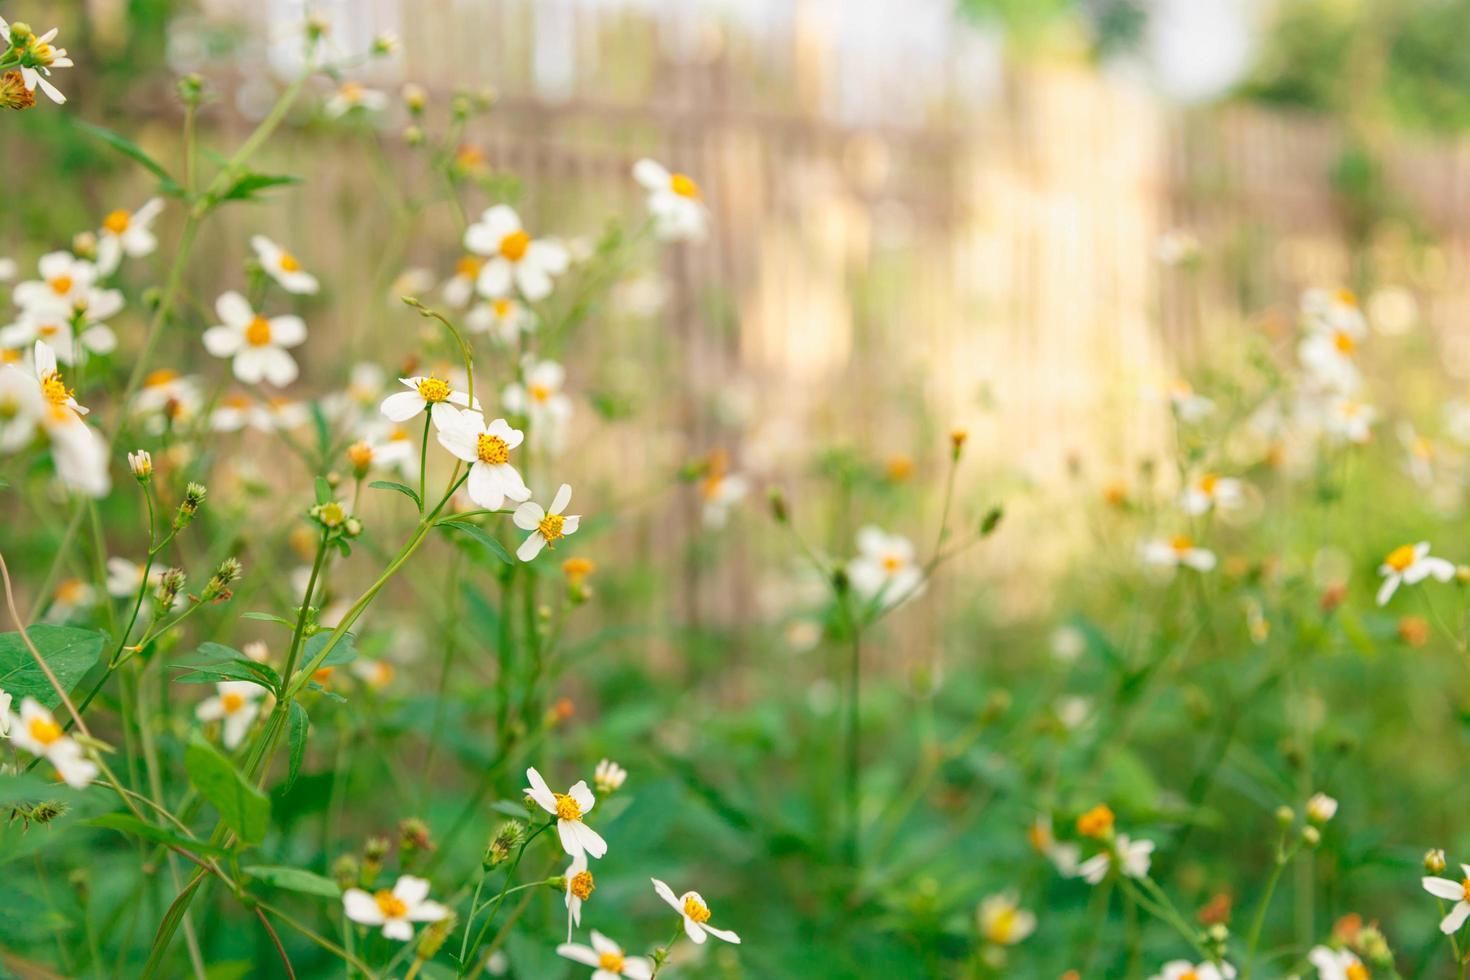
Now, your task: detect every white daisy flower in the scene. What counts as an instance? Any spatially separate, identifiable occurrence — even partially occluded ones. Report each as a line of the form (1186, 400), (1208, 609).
(1302, 287), (1367, 337)
(1179, 474), (1244, 516)
(130, 369), (203, 432)
(251, 235), (319, 295)
(632, 159), (709, 242)
(378, 375), (479, 432)
(0, 362), (45, 452)
(346, 425), (419, 478)
(1, 19), (73, 104)
(1377, 542), (1454, 606)
(562, 852), (594, 939)
(0, 307), (115, 365)
(1028, 815), (1081, 876)
(701, 470), (748, 529)
(1322, 396), (1375, 445)
(1400, 423), (1435, 487)
(1308, 945), (1368, 979)
(45, 413), (110, 498)
(593, 759), (627, 795)
(1305, 792), (1338, 824)
(341, 875), (450, 941)
(351, 659), (395, 690)
(524, 766), (607, 860)
(324, 81), (388, 118)
(512, 483), (581, 562)
(13, 252), (109, 318)
(556, 930), (653, 980)
(32, 341), (87, 419)
(463, 205), (569, 301)
(466, 296), (534, 343)
(195, 681), (266, 749)
(7, 697), (97, 787)
(209, 392), (257, 433)
(1078, 834), (1154, 884)
(44, 578), (96, 623)
(1150, 961), (1235, 980)
(202, 292), (307, 387)
(1424, 865), (1470, 933)
(847, 526), (924, 607)
(1140, 536), (1216, 574)
(436, 410), (532, 512)
(251, 396), (310, 432)
(977, 892), (1036, 946)
(95, 198), (164, 275)
(650, 878), (740, 945)
(1298, 319), (1364, 393)
(1165, 380), (1213, 423)
(0, 688), (10, 735)
(441, 256), (483, 308)
(502, 358), (571, 453)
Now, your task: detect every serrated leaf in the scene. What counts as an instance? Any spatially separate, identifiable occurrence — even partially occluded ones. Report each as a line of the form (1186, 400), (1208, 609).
(0, 627), (106, 710)
(86, 813), (233, 856)
(285, 702), (309, 793)
(243, 864), (339, 898)
(438, 519), (513, 565)
(369, 480), (421, 507)
(184, 734), (270, 845)
(74, 120), (183, 196)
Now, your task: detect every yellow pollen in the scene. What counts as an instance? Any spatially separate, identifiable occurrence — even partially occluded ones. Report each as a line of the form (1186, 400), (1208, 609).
(373, 890), (408, 919)
(456, 256), (482, 278)
(553, 793), (582, 821)
(389, 427), (410, 442)
(538, 513), (566, 543)
(40, 371), (72, 406)
(492, 298), (512, 317)
(597, 950), (624, 972)
(48, 275), (72, 295)
(529, 384), (552, 403)
(37, 323), (59, 337)
(1345, 964), (1369, 980)
(570, 870), (595, 901)
(1076, 804), (1115, 839)
(670, 172), (700, 198)
(56, 579), (86, 603)
(499, 230), (530, 262)
(244, 316), (273, 347)
(313, 667), (335, 685)
(1170, 535), (1194, 555)
(1335, 287), (1358, 306)
(0, 349), (19, 364)
(278, 252), (301, 273)
(1385, 544), (1417, 572)
(103, 209), (131, 234)
(881, 554), (903, 572)
(476, 434), (509, 465)
(1333, 330), (1356, 354)
(1198, 474), (1219, 494)
(220, 692), (246, 714)
(1462, 878), (1470, 903)
(683, 896), (711, 924)
(27, 716), (63, 746)
(416, 377), (451, 403)
(1179, 972), (1199, 980)
(145, 369), (180, 387)
(339, 82), (363, 102)
(985, 908), (1018, 944)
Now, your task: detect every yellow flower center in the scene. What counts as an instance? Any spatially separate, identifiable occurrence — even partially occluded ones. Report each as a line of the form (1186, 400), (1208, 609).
(1179, 972), (1199, 980)
(318, 502), (346, 528)
(1461, 878), (1470, 902)
(40, 370), (72, 406)
(570, 870), (595, 901)
(529, 383), (552, 403)
(499, 230), (530, 262)
(539, 513), (565, 543)
(1335, 287), (1358, 306)
(1198, 474), (1219, 494)
(49, 275), (72, 295)
(1333, 330), (1356, 354)
(985, 908), (1017, 944)
(339, 82), (363, 102)
(56, 579), (86, 603)
(416, 377), (451, 403)
(683, 895), (711, 924)
(492, 298), (513, 318)
(1345, 964), (1369, 980)
(146, 369), (179, 387)
(1385, 544), (1417, 572)
(881, 554), (903, 573)
(1170, 535), (1194, 555)
(563, 557), (595, 582)
(278, 252), (301, 273)
(103, 209), (131, 234)
(1413, 437), (1433, 460)
(347, 441), (374, 469)
(476, 434), (509, 465)
(221, 691), (246, 714)
(456, 256), (482, 278)
(37, 323), (59, 338)
(244, 316), (273, 347)
(598, 950), (624, 972)
(670, 172), (700, 198)
(28, 715), (63, 746)
(553, 793), (582, 821)
(1076, 804), (1115, 838)
(373, 890), (408, 919)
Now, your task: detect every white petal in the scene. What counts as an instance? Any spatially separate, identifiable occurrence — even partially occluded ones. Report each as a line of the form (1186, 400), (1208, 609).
(202, 326), (242, 358)
(215, 291), (254, 327)
(550, 483), (572, 514)
(342, 889), (385, 925)
(380, 390), (425, 422)
(517, 533), (546, 562)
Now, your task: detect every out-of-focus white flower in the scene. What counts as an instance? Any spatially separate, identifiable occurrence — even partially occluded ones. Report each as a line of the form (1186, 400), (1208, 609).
(1179, 473), (1244, 516)
(1150, 962), (1235, 980)
(512, 483), (580, 562)
(251, 235), (319, 295)
(1140, 536), (1215, 574)
(463, 205), (568, 301)
(202, 292), (307, 387)
(341, 875), (449, 941)
(1, 305), (116, 364)
(701, 469), (749, 529)
(7, 697), (96, 787)
(1308, 945), (1367, 980)
(1368, 284), (1418, 336)
(466, 296), (534, 343)
(1050, 625), (1085, 663)
(1166, 380), (1213, 423)
(1321, 396), (1375, 445)
(556, 930), (653, 979)
(1305, 792), (1337, 824)
(436, 410), (531, 511)
(593, 759), (626, 795)
(977, 892), (1035, 946)
(1077, 834), (1153, 884)
(324, 81), (387, 118)
(847, 526), (924, 608)
(44, 578), (95, 623)
(1399, 423), (1436, 487)
(524, 766), (606, 860)
(195, 681), (265, 749)
(441, 256), (482, 308)
(650, 878), (740, 945)
(1028, 815), (1080, 876)
(633, 159), (709, 242)
(1376, 542), (1454, 606)
(96, 199), (164, 275)
(502, 358), (571, 453)
(351, 659), (395, 690)
(1154, 229), (1200, 267)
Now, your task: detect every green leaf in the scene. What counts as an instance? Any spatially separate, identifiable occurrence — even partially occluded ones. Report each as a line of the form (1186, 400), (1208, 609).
(980, 506), (1004, 536)
(0, 626), (107, 710)
(242, 611), (295, 627)
(174, 644), (280, 692)
(285, 702), (309, 793)
(243, 864), (339, 898)
(85, 813), (233, 856)
(218, 171), (303, 203)
(314, 476), (332, 505)
(74, 120), (183, 196)
(438, 519), (514, 565)
(303, 629), (357, 668)
(369, 480), (421, 508)
(184, 734), (270, 845)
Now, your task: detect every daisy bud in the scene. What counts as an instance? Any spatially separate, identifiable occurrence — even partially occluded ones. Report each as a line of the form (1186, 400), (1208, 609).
(370, 32), (399, 57)
(1305, 792), (1337, 825)
(1300, 825), (1321, 848)
(331, 854), (360, 890)
(1425, 848), (1447, 874)
(1357, 924), (1391, 965)
(72, 231), (97, 260)
(174, 482), (207, 530)
(415, 913), (456, 961)
(950, 428), (968, 458)
(1075, 804), (1114, 840)
(305, 13), (330, 42)
(1274, 805), (1295, 827)
(451, 93), (473, 120)
(202, 557), (243, 602)
(399, 818), (435, 856)
(485, 820), (524, 869)
(362, 836), (389, 883)
(401, 83), (427, 114)
(346, 440), (374, 476)
(176, 73), (205, 104)
(128, 450), (153, 482)
(594, 758), (627, 795)
(768, 488), (788, 523)
(403, 125), (425, 147)
(0, 70), (36, 111)
(154, 568), (186, 611)
(310, 500), (348, 530)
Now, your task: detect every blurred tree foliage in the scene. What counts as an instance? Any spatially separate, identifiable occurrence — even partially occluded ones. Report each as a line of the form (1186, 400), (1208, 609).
(958, 0), (1147, 58)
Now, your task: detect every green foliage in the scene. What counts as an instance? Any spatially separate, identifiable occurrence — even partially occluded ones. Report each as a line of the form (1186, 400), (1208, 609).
(0, 626), (105, 710)
(184, 735), (270, 845)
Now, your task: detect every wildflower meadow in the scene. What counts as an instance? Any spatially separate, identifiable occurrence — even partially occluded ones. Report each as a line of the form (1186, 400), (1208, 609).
(4, 3), (1470, 978)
